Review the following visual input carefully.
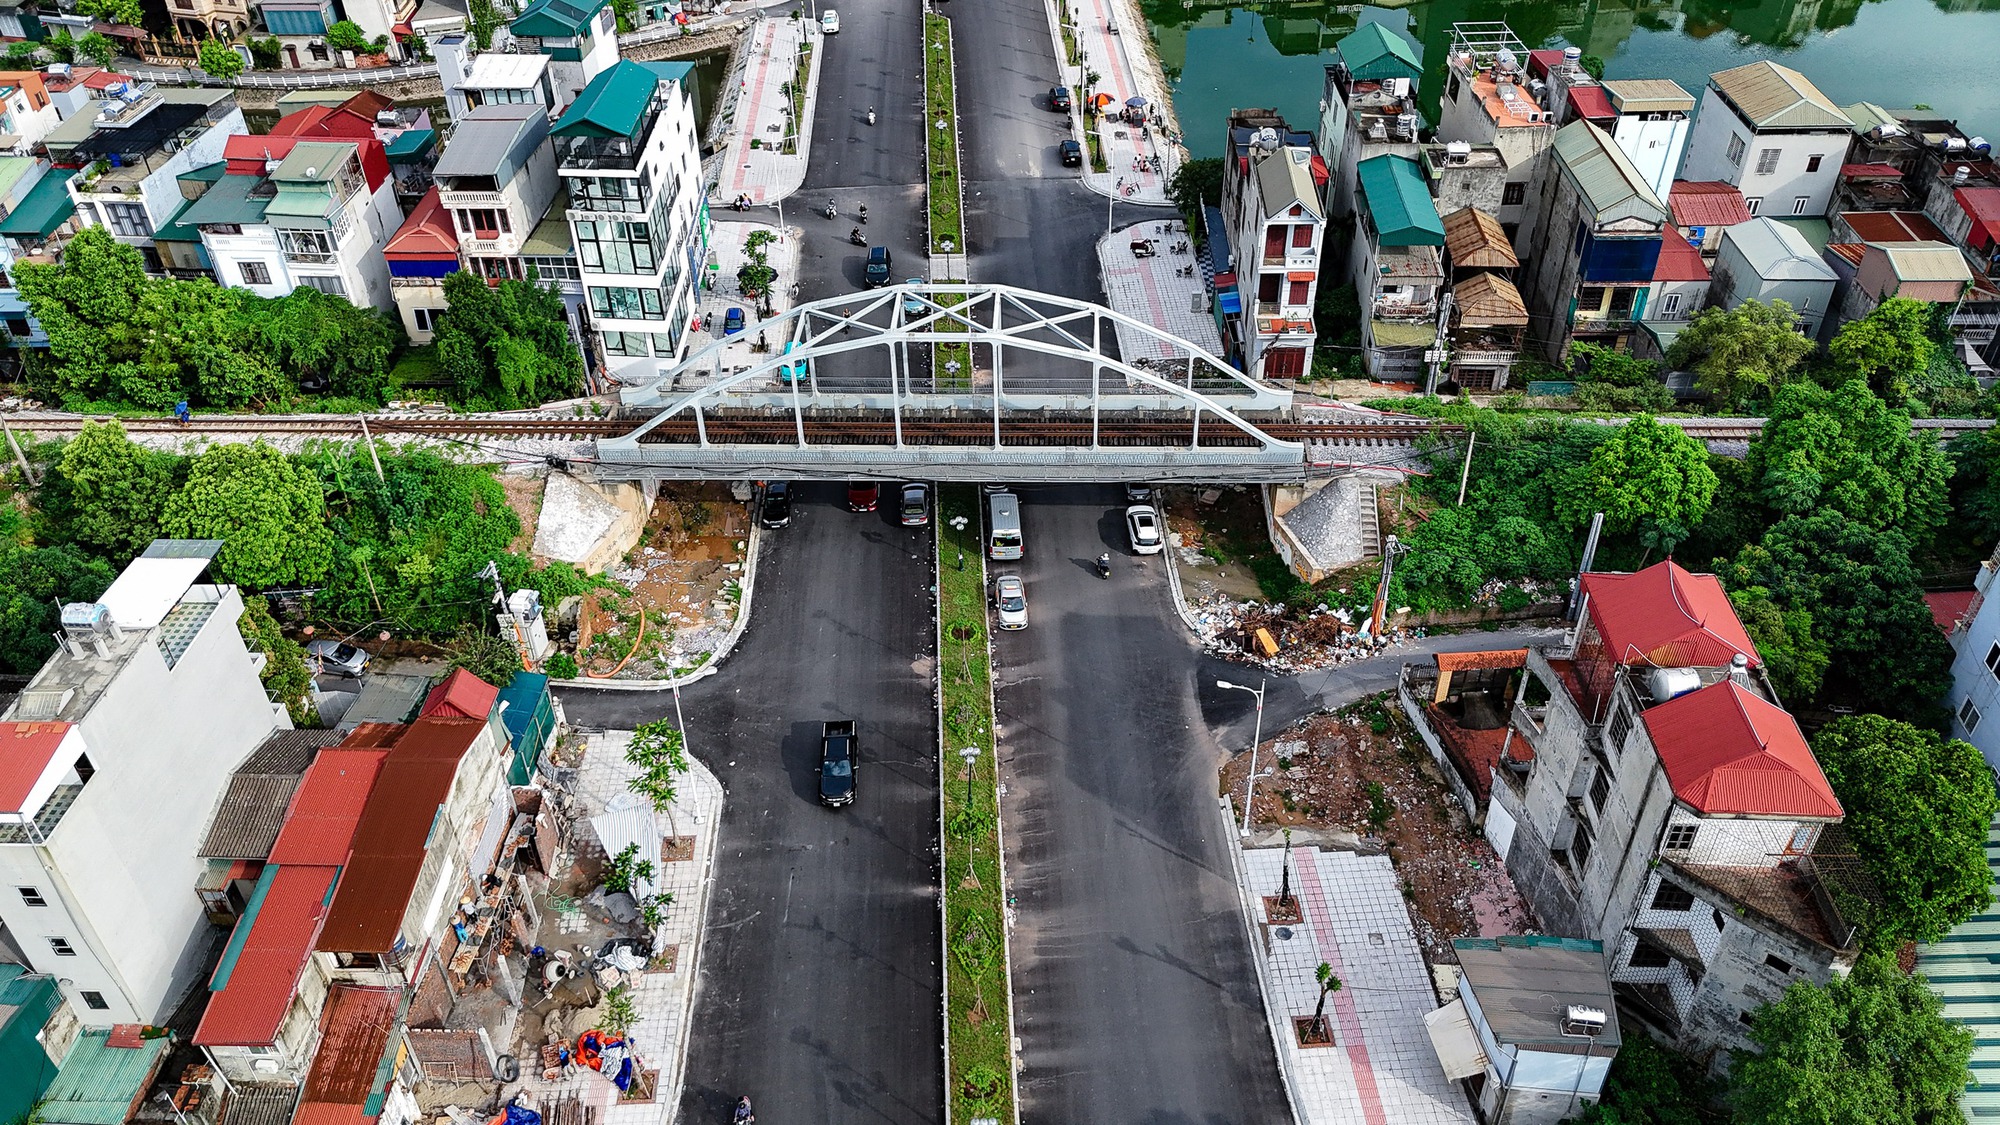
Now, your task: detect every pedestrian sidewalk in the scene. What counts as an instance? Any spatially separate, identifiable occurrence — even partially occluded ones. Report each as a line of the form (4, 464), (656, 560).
(1096, 220), (1222, 364)
(710, 14), (821, 206)
(1238, 844), (1477, 1125)
(511, 730), (724, 1125)
(1054, 0), (1185, 203)
(670, 220), (803, 394)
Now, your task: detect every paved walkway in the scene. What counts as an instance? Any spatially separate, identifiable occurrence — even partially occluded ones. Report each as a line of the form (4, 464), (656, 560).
(1241, 845), (1477, 1125)
(710, 15), (820, 206)
(1057, 0), (1184, 203)
(671, 219), (802, 392)
(513, 729), (724, 1125)
(1096, 220), (1222, 365)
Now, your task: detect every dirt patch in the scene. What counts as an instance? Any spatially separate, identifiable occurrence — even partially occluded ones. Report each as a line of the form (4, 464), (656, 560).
(1223, 698), (1535, 964)
(499, 472), (547, 558)
(576, 483), (749, 679)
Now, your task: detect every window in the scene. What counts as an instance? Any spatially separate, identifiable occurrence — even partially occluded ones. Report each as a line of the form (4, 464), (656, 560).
(17, 886), (45, 907)
(1447, 74), (1462, 103)
(1663, 823), (1698, 852)
(4, 317), (28, 337)
(650, 333), (676, 359)
(600, 330), (651, 357)
(104, 202), (152, 238)
(1787, 824), (1816, 854)
(73, 754), (93, 785)
(1961, 697), (1982, 732)
(574, 218), (658, 274)
(1651, 883), (1696, 911)
(238, 261), (270, 286)
(1725, 134), (1746, 167)
(456, 208), (511, 237)
(80, 991), (107, 1010)
(1739, 1011), (1757, 1026)
(1744, 197), (1762, 216)
(1629, 941), (1672, 968)
(298, 275), (346, 298)
(1661, 292), (1682, 316)
(1291, 223), (1314, 248)
(1286, 279), (1310, 306)
(1502, 181), (1525, 207)
(1791, 196), (1811, 215)
(1806, 154), (1823, 173)
(1588, 768), (1611, 813)
(1606, 704), (1631, 755)
(277, 229), (336, 264)
(412, 307), (444, 332)
(1571, 818), (1594, 873)
(1765, 954), (1793, 974)
(1713, 908), (1726, 932)
(1755, 148), (1780, 175)
(48, 937), (74, 956)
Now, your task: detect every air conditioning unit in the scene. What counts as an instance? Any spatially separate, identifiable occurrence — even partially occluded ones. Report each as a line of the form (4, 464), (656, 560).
(1562, 1005), (1608, 1037)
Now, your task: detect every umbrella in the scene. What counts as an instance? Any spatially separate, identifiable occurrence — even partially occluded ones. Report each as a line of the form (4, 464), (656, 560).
(1089, 92), (1115, 108)
(1125, 96), (1148, 108)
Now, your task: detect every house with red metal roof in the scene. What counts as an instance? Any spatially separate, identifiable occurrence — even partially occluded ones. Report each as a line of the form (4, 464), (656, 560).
(1395, 560), (1861, 1066)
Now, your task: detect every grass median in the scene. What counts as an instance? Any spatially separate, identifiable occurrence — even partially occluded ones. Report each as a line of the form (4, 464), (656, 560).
(924, 12), (963, 257)
(937, 484), (1014, 1123)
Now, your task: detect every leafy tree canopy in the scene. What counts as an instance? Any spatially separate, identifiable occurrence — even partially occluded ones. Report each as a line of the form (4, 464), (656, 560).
(1555, 415), (1717, 553)
(0, 545), (115, 674)
(1744, 379), (1949, 546)
(1664, 298), (1814, 405)
(237, 594), (316, 727)
(1570, 1034), (1717, 1125)
(42, 420), (184, 564)
(1571, 342), (1675, 413)
(1728, 586), (1828, 704)
(324, 20), (371, 52)
(76, 0), (143, 25)
(433, 271), (583, 409)
(1166, 156), (1223, 229)
(162, 441), (332, 589)
(76, 31), (117, 69)
(1827, 296), (1943, 404)
(1723, 512), (1952, 718)
(198, 39), (245, 81)
(1811, 714), (1999, 944)
(445, 625), (520, 688)
(1732, 950), (1972, 1125)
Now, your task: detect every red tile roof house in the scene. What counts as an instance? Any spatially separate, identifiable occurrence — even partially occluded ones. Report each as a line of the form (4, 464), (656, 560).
(1398, 560), (1860, 1068)
(193, 706), (510, 1099)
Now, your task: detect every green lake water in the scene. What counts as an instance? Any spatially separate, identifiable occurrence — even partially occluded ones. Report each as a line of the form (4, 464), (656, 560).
(1146, 0), (2000, 159)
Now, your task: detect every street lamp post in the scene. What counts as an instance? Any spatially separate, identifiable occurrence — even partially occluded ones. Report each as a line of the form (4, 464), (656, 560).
(958, 744), (980, 808)
(1218, 677), (1267, 837)
(950, 514), (969, 570)
(958, 744), (982, 888)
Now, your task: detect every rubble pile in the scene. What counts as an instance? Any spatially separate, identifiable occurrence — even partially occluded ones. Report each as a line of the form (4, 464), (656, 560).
(1188, 593), (1430, 673)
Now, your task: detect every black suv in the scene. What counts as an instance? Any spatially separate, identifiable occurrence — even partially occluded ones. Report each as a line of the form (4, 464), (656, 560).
(865, 246), (892, 286)
(760, 481), (793, 528)
(819, 720), (858, 807)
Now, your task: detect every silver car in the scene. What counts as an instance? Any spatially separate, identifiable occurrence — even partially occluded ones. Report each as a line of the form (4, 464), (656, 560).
(990, 574), (1027, 630)
(1125, 504), (1164, 555)
(306, 639), (370, 677)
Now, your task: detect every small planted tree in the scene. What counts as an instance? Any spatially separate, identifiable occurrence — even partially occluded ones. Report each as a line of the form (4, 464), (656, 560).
(198, 39), (244, 81)
(1309, 962), (1342, 1043)
(626, 717), (691, 834)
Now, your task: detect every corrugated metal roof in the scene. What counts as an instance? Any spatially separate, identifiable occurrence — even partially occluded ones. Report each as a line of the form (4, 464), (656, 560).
(1720, 217), (1837, 282)
(0, 168), (74, 238)
(1653, 226), (1710, 282)
(1334, 22), (1421, 83)
(193, 865), (338, 1047)
(1371, 319), (1438, 347)
(1453, 936), (1619, 1049)
(1357, 154), (1443, 247)
(299, 986), (398, 1110)
(1640, 681), (1841, 819)
(0, 721), (71, 815)
(463, 51), (549, 90)
(1669, 180), (1752, 229)
(433, 103), (548, 182)
(421, 668), (499, 720)
(1253, 146), (1323, 223)
(1841, 209), (1947, 243)
(1553, 120), (1667, 225)
(339, 674), (433, 730)
(1451, 272), (1528, 326)
(1918, 812), (2000, 1115)
(1441, 207), (1516, 269)
(510, 0), (606, 37)
(521, 189), (573, 256)
(218, 1084), (300, 1125)
(267, 746), (388, 866)
(1872, 240), (1974, 283)
(1581, 560), (1759, 670)
(1433, 649), (1527, 672)
(39, 1029), (171, 1125)
(1709, 60), (1851, 130)
(199, 731), (342, 860)
(1602, 79), (1693, 114)
(551, 59), (689, 140)
(384, 186), (456, 259)
(315, 719), (484, 953)
(1567, 83), (1614, 123)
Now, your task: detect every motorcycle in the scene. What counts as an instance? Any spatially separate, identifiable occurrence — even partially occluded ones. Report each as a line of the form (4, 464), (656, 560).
(1094, 553), (1112, 580)
(734, 1097), (755, 1125)
(858, 204), (868, 224)
(849, 228), (867, 245)
(866, 106), (876, 125)
(823, 200), (838, 219)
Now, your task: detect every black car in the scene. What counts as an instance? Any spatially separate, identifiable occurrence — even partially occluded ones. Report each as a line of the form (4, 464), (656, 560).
(1049, 85), (1072, 111)
(865, 246), (892, 286)
(760, 481), (793, 528)
(1059, 140), (1083, 167)
(819, 720), (857, 807)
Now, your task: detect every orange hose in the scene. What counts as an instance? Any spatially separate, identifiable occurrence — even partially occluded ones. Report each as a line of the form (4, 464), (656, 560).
(584, 601), (646, 678)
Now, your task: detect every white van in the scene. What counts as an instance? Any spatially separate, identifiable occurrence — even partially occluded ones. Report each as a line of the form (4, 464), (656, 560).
(987, 492), (1023, 560)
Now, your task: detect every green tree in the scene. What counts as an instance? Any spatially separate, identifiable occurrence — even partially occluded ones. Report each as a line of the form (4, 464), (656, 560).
(237, 595), (316, 727)
(197, 39), (245, 81)
(46, 420), (184, 563)
(39, 31), (76, 64)
(77, 32), (117, 69)
(0, 545), (114, 674)
(1732, 950), (1972, 1125)
(163, 442), (332, 589)
(1555, 415), (1717, 553)
(432, 271), (582, 408)
(1745, 379), (1949, 546)
(76, 0), (144, 24)
(247, 287), (396, 401)
(1828, 296), (1943, 404)
(246, 36), (282, 70)
(625, 717), (690, 831)
(1664, 298), (1814, 405)
(1812, 714), (1998, 944)
(1570, 340), (1675, 411)
(1569, 1035), (1716, 1125)
(445, 625), (520, 687)
(324, 20), (370, 52)
(1728, 587), (1828, 704)
(5, 40), (41, 63)
(1724, 512), (1952, 718)
(1948, 427), (2000, 547)
(1166, 156), (1223, 236)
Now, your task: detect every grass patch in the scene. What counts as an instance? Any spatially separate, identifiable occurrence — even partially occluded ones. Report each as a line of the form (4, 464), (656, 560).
(924, 12), (963, 256)
(1086, 129), (1106, 173)
(937, 484), (1014, 1124)
(935, 290), (970, 391)
(1060, 21), (1080, 66)
(784, 41), (812, 153)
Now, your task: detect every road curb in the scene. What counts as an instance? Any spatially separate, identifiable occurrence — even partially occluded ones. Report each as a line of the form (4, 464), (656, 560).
(545, 518), (763, 692)
(1219, 797), (1308, 1125)
(1159, 523), (1205, 639)
(656, 754), (726, 1118)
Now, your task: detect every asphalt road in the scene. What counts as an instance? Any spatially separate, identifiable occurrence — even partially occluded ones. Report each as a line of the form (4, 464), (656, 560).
(990, 485), (1291, 1123)
(555, 487), (941, 1125)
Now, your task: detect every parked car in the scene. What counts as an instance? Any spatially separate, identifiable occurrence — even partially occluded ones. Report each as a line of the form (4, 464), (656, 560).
(819, 720), (857, 807)
(847, 481), (879, 512)
(1059, 140), (1083, 167)
(761, 481), (793, 528)
(778, 340), (807, 384)
(723, 307), (746, 335)
(1049, 85), (1072, 111)
(902, 280), (925, 316)
(1125, 504), (1163, 554)
(990, 574), (1028, 630)
(821, 8), (839, 32)
(900, 481), (932, 526)
(306, 639), (370, 677)
(1124, 482), (1154, 502)
(865, 246), (892, 287)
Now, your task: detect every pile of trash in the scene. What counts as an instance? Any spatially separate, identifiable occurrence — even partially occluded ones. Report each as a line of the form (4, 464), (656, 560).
(1189, 593), (1429, 673)
(1469, 576), (1565, 610)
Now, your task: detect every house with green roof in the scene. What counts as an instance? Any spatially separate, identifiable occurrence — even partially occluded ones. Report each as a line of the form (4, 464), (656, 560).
(1353, 153), (1446, 379)
(1320, 23), (1425, 224)
(0, 965), (66, 1125)
(0, 156), (79, 347)
(554, 59), (707, 377)
(510, 0), (617, 109)
(1515, 119), (1669, 362)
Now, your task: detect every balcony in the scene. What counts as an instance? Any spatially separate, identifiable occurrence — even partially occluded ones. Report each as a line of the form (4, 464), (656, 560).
(0, 782), (84, 845)
(440, 190), (507, 209)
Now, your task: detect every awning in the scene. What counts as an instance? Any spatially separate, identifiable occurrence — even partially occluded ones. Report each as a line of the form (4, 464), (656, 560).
(1286, 270), (1315, 282)
(1424, 1000), (1489, 1081)
(1217, 289), (1242, 314)
(589, 791), (664, 899)
(1841, 162), (1904, 179)
(0, 168), (74, 238)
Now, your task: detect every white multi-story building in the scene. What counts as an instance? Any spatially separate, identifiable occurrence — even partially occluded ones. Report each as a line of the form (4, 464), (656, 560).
(1680, 61), (1852, 221)
(553, 59), (708, 378)
(509, 0), (618, 109)
(1946, 548), (2000, 767)
(0, 541), (288, 1026)
(1220, 110), (1325, 381)
(1600, 80), (1694, 202)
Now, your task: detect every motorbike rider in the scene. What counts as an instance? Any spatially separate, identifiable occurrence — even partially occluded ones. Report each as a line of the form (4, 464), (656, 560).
(850, 226), (864, 244)
(858, 204), (868, 223)
(1096, 552), (1111, 575)
(733, 1096), (754, 1124)
(824, 198), (837, 218)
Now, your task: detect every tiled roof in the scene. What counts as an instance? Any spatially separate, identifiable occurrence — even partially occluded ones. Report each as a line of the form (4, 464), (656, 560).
(0, 721), (70, 815)
(1668, 180), (1751, 229)
(421, 668), (499, 720)
(1925, 590), (1976, 634)
(315, 719), (485, 953)
(198, 731), (342, 860)
(299, 986), (398, 1116)
(267, 747), (388, 866)
(1708, 60), (1851, 130)
(1652, 226), (1710, 282)
(193, 865), (339, 1047)
(1451, 271), (1528, 326)
(383, 186), (456, 258)
(1580, 560), (1759, 669)
(1641, 680), (1841, 819)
